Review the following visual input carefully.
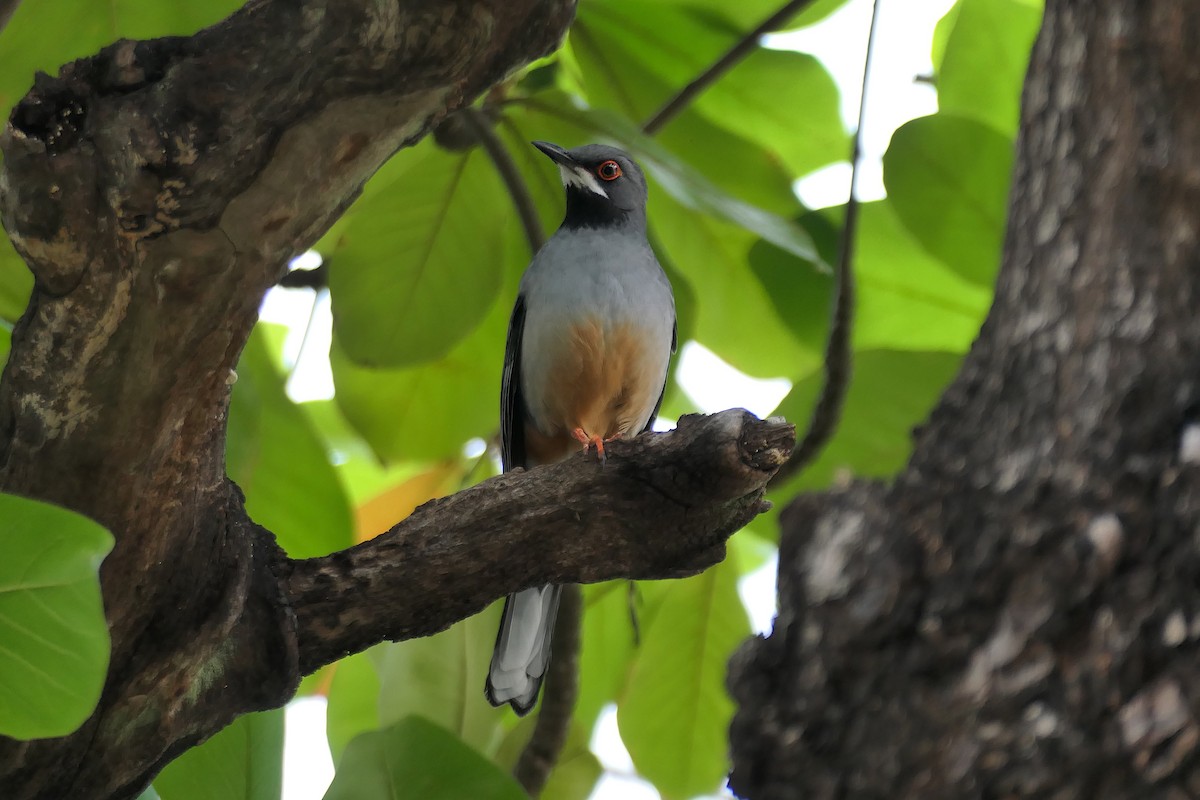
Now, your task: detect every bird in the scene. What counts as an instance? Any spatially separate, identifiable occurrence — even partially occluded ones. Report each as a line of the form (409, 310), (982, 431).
(484, 141), (676, 716)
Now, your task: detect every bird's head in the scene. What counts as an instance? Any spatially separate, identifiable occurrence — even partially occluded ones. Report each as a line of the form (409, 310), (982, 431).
(533, 141), (648, 229)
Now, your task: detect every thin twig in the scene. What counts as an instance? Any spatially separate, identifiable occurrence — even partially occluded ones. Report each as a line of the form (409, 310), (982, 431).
(642, 0), (819, 135)
(514, 584), (582, 797)
(771, 0), (881, 485)
(0, 0), (22, 38)
(462, 107), (546, 254)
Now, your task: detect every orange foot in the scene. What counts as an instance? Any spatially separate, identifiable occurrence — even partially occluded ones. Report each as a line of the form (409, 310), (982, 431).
(572, 428), (622, 464)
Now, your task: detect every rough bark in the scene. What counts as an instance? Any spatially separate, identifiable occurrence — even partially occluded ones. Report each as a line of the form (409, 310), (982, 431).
(287, 410), (791, 673)
(729, 2), (1200, 797)
(0, 1), (792, 797)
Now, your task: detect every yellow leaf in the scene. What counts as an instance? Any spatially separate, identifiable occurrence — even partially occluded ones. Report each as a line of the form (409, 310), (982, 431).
(354, 462), (460, 542)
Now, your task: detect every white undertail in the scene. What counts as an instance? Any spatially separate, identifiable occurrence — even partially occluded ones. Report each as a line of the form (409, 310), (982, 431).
(485, 585), (563, 715)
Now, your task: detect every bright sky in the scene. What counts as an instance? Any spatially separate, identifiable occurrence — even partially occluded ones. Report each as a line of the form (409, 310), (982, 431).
(269, 0), (954, 797)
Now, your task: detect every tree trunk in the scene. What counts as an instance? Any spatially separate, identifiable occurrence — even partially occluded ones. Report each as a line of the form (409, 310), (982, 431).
(0, 1), (572, 795)
(729, 1), (1200, 797)
(0, 1), (794, 798)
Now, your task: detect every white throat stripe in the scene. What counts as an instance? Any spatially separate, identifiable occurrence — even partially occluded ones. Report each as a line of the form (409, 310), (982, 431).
(559, 165), (608, 198)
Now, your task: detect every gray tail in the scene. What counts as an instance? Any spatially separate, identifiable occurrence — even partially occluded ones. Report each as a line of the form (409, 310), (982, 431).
(485, 585), (562, 716)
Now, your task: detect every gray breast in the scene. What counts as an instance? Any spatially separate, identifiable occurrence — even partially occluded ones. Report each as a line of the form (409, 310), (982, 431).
(518, 229), (675, 433)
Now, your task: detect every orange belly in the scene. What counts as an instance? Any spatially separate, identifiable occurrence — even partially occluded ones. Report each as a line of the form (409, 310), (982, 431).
(523, 317), (665, 466)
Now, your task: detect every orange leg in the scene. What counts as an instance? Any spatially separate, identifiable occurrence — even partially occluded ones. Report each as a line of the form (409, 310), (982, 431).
(571, 428), (624, 464)
(571, 427), (604, 462)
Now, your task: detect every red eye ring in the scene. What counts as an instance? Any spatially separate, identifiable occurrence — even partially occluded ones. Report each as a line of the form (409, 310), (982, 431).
(596, 160), (622, 181)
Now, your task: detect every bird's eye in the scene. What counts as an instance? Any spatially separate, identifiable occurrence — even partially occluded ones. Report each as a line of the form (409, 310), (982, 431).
(597, 160), (622, 181)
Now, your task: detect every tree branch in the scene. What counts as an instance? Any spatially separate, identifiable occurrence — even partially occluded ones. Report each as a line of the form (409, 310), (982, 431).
(642, 0), (819, 135)
(0, 0), (577, 796)
(285, 410), (793, 675)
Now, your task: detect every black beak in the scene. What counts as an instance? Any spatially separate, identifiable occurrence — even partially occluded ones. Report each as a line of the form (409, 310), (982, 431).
(532, 140), (575, 167)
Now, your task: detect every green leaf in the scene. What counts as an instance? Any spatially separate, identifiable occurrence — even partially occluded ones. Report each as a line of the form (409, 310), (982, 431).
(154, 710), (283, 800)
(0, 236), (32, 324)
(370, 605), (503, 754)
(782, 0), (854, 28)
(0, 494), (112, 739)
(495, 719), (602, 800)
(771, 349), (964, 495)
(575, 582), (640, 731)
(883, 114), (1014, 285)
(618, 555), (751, 799)
(756, 200), (992, 357)
(563, 41), (803, 216)
(327, 142), (509, 368)
(297, 400), (437, 511)
(330, 216), (533, 462)
(0, 0), (242, 118)
(573, 1), (846, 178)
(683, 45), (846, 179)
(931, 0), (962, 69)
(324, 716), (526, 800)
(643, 0), (850, 30)
(729, 522), (778, 575)
(652, 191), (818, 377)
(227, 325), (354, 558)
(747, 228), (835, 351)
(493, 116), (571, 238)
(571, 0), (726, 121)
(937, 0), (1042, 136)
(672, 113), (813, 216)
(330, 296), (505, 463)
(516, 95), (824, 266)
(851, 200), (993, 351)
(540, 723), (603, 800)
(325, 651), (381, 763)
(0, 323), (10, 373)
